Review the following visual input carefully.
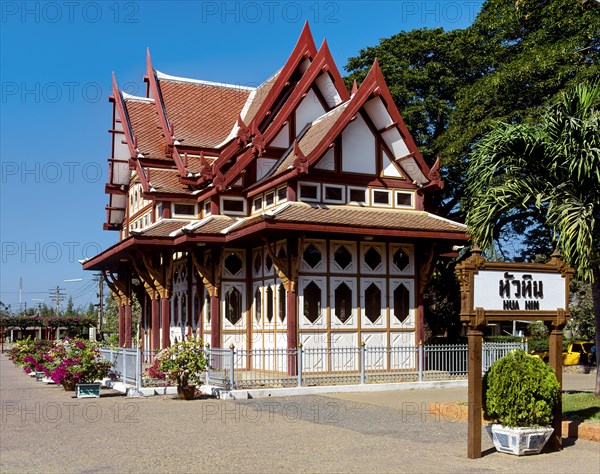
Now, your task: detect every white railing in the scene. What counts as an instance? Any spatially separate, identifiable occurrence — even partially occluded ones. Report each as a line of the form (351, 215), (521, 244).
(101, 341), (527, 390)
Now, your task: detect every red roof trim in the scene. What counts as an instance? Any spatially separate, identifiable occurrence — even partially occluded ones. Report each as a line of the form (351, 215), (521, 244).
(111, 73), (136, 159)
(219, 38), (350, 190)
(146, 49), (173, 147)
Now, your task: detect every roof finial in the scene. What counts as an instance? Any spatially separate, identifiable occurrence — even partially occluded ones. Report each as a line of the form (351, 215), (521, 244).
(351, 79), (358, 96)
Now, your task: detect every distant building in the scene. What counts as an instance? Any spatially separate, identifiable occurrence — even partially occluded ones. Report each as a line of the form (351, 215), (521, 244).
(83, 24), (467, 373)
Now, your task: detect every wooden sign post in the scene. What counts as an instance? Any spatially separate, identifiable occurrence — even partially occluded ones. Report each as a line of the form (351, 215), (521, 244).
(455, 247), (573, 459)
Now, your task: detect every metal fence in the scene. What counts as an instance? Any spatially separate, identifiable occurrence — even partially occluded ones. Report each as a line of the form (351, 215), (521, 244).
(101, 341), (527, 390)
(99, 347), (141, 387)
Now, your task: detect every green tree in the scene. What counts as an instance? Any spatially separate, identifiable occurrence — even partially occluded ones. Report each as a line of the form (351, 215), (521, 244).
(465, 82), (599, 394)
(103, 293), (141, 344)
(345, 0), (599, 222)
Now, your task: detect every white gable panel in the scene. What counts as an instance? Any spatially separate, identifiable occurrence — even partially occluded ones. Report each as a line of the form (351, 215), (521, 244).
(364, 97), (393, 130)
(256, 158), (278, 181)
(295, 89), (326, 136)
(382, 128), (410, 159)
(382, 150), (403, 178)
(403, 157), (428, 184)
(315, 73), (342, 107)
(112, 161), (130, 185)
(299, 58), (312, 74)
(271, 122), (289, 148)
(315, 148), (335, 171)
(342, 115), (376, 175)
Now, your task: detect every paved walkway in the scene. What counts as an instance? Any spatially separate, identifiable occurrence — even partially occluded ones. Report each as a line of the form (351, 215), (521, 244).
(1, 354), (598, 473)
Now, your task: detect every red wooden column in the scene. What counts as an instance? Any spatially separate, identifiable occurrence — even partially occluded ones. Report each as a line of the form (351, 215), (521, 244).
(118, 304), (125, 347)
(151, 293), (160, 351)
(210, 293), (220, 349)
(124, 303), (132, 348)
(286, 288), (297, 375)
(161, 293), (170, 349)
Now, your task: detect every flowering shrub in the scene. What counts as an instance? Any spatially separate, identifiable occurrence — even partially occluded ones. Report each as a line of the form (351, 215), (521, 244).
(21, 340), (54, 375)
(47, 339), (114, 385)
(150, 339), (207, 387)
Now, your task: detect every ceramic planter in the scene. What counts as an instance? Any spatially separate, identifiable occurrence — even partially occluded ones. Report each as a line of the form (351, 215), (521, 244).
(76, 383), (101, 398)
(486, 424), (554, 455)
(177, 385), (196, 400)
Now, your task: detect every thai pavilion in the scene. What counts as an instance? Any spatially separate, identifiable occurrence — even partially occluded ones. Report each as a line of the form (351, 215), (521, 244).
(83, 23), (467, 372)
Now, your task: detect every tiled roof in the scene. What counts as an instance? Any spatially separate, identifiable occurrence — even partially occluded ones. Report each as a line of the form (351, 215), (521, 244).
(243, 70), (281, 125)
(235, 202), (467, 236)
(184, 215), (237, 235)
(138, 219), (191, 238)
(158, 78), (252, 149)
(267, 103), (348, 179)
(124, 98), (167, 160)
(146, 168), (192, 195)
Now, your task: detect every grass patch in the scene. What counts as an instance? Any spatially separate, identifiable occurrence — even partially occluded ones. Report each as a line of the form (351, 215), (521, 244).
(562, 392), (600, 422)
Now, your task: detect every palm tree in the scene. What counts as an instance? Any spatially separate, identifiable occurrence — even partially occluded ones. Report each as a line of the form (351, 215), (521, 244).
(465, 82), (600, 394)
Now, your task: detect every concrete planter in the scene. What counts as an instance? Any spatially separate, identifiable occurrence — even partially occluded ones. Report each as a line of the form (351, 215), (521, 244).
(76, 383), (101, 398)
(486, 424), (554, 455)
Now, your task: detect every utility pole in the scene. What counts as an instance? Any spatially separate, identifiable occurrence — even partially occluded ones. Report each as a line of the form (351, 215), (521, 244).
(49, 286), (66, 314)
(95, 272), (104, 339)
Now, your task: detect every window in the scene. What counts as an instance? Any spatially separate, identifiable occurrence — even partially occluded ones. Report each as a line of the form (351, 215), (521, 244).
(266, 286), (274, 323)
(278, 284), (286, 323)
(253, 197), (262, 213)
(348, 187), (367, 205)
(264, 191), (275, 208)
(254, 287), (261, 324)
(364, 246), (382, 271)
(395, 191), (413, 208)
(156, 202), (163, 220)
(253, 251), (262, 275)
(372, 189), (391, 206)
(224, 252), (243, 276)
(393, 247), (410, 272)
(334, 245), (352, 270)
(364, 283), (382, 324)
(303, 281), (321, 324)
(276, 186), (287, 202)
(393, 283), (410, 323)
(224, 287), (242, 325)
(203, 200), (212, 216)
(221, 197), (246, 215)
(303, 244), (321, 269)
(298, 182), (320, 202)
(334, 282), (352, 323)
(173, 203), (196, 216)
(323, 185), (344, 203)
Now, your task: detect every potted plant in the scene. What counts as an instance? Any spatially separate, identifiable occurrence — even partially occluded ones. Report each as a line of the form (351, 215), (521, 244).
(483, 349), (560, 455)
(151, 339), (207, 400)
(49, 339), (114, 396)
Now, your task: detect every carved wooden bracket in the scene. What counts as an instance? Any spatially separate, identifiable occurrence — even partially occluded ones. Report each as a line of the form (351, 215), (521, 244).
(136, 251), (173, 299)
(131, 258), (159, 300)
(105, 271), (130, 306)
(292, 140), (309, 174)
(262, 239), (300, 292)
(191, 251), (220, 298)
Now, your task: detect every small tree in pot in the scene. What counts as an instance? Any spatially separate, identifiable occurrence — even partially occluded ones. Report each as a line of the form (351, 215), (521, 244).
(483, 350), (560, 455)
(154, 339), (207, 400)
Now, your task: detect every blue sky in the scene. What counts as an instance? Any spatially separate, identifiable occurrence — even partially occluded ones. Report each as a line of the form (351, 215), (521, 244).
(0, 0), (483, 312)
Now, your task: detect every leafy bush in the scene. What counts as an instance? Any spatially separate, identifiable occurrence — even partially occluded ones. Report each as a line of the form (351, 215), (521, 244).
(152, 339), (207, 387)
(483, 350), (559, 427)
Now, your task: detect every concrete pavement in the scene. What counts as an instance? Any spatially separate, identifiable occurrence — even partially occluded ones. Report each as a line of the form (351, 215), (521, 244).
(1, 354), (598, 473)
